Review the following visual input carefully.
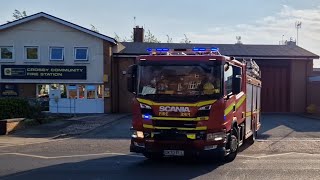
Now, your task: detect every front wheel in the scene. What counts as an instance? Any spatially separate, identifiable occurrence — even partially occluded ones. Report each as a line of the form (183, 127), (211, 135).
(223, 128), (238, 162)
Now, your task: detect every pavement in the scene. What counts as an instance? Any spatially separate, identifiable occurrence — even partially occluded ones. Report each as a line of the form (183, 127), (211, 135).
(0, 113), (130, 148)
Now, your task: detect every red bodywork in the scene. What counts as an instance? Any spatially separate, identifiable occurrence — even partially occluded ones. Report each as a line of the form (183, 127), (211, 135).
(130, 53), (261, 157)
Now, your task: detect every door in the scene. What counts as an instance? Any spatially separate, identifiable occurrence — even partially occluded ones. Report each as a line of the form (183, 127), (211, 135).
(260, 66), (290, 112)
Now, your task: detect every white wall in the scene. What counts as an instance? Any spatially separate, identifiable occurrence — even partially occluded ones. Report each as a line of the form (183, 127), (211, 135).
(0, 17), (104, 84)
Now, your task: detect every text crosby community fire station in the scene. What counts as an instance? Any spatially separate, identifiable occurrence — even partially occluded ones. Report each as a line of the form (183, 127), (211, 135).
(127, 47), (262, 162)
(1, 65), (87, 80)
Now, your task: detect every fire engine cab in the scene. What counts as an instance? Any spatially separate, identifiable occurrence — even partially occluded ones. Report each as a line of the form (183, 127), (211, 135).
(127, 47), (261, 162)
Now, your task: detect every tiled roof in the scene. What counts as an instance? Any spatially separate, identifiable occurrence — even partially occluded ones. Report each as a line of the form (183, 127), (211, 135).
(117, 42), (319, 59)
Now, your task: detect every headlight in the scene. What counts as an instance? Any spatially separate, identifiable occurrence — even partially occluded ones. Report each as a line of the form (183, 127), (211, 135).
(207, 132), (226, 141)
(132, 131), (144, 138)
(140, 103), (151, 109)
(199, 105), (212, 111)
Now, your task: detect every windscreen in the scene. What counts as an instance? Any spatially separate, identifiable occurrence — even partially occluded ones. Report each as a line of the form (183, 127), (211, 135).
(137, 63), (222, 99)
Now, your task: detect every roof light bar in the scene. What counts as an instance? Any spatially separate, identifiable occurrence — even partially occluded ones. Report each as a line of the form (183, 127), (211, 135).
(147, 48), (169, 52)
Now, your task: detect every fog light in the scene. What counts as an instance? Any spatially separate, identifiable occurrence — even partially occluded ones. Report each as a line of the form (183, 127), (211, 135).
(207, 132), (226, 141)
(204, 145), (217, 150)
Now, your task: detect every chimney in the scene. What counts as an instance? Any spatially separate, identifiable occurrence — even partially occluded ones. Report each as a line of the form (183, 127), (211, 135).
(133, 26), (144, 42)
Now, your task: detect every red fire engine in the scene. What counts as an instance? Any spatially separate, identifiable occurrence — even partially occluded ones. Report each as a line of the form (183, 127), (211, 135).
(127, 47), (261, 162)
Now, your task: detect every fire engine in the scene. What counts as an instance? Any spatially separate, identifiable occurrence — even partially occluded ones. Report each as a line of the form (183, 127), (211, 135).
(127, 47), (261, 162)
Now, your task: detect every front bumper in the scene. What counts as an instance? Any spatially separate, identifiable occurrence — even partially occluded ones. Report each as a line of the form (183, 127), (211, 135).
(130, 138), (226, 158)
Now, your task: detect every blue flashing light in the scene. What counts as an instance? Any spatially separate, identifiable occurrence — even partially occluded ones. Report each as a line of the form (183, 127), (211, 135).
(142, 114), (152, 120)
(211, 47), (219, 52)
(147, 48), (152, 52)
(155, 48), (169, 52)
(224, 115), (227, 121)
(193, 48), (207, 51)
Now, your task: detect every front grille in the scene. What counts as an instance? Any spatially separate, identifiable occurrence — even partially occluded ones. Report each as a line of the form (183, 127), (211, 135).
(153, 120), (197, 128)
(196, 110), (210, 117)
(153, 131), (188, 141)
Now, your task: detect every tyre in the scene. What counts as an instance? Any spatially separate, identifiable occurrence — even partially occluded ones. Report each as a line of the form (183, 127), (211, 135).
(223, 128), (239, 162)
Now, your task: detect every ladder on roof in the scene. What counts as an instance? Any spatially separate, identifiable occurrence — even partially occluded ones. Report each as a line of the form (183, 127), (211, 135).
(245, 59), (261, 79)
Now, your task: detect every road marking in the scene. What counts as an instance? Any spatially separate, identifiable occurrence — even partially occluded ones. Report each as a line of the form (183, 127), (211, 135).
(0, 152), (144, 159)
(257, 138), (320, 142)
(1, 151), (320, 160)
(238, 152), (320, 159)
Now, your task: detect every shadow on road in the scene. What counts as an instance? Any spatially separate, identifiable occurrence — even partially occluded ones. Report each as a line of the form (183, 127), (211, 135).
(258, 114), (320, 139)
(1, 155), (222, 180)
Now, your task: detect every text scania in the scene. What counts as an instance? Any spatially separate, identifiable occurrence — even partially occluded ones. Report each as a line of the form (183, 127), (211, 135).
(159, 106), (191, 113)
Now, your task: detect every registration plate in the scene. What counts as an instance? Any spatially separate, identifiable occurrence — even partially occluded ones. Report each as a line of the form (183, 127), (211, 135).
(163, 150), (184, 156)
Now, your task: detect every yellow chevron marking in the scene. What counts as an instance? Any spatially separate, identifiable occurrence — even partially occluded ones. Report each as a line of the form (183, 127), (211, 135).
(137, 98), (216, 107)
(187, 134), (196, 139)
(236, 95), (246, 109)
(224, 103), (235, 116)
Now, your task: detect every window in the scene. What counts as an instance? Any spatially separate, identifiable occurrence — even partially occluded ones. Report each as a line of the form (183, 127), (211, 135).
(86, 85), (96, 99)
(0, 46), (13, 60)
(50, 47), (64, 61)
(224, 64), (233, 95)
(67, 85), (77, 98)
(25, 46), (39, 60)
(74, 47), (88, 61)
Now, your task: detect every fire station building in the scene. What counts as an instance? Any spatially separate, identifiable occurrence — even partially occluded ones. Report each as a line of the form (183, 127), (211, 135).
(113, 28), (319, 113)
(0, 12), (116, 113)
(0, 12), (319, 114)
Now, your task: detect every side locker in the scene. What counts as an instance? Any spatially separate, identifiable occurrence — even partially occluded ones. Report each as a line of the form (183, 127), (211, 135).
(257, 86), (261, 127)
(245, 83), (253, 137)
(252, 85), (257, 130)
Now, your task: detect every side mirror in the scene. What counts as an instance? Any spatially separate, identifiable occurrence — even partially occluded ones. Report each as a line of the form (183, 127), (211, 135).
(127, 64), (137, 93)
(233, 67), (242, 94)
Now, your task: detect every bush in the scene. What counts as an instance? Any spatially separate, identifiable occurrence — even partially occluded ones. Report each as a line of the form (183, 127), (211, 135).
(0, 98), (43, 121)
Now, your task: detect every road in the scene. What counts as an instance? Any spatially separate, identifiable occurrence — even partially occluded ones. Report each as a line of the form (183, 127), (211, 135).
(0, 114), (320, 180)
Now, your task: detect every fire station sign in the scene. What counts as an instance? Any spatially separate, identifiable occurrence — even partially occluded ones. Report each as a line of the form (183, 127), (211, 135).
(1, 65), (87, 80)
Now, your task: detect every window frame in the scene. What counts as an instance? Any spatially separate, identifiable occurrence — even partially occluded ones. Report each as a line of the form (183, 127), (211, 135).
(0, 46), (14, 61)
(24, 46), (40, 61)
(49, 47), (65, 61)
(74, 47), (89, 61)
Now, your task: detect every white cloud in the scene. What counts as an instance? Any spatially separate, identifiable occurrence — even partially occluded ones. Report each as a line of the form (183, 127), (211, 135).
(183, 5), (320, 67)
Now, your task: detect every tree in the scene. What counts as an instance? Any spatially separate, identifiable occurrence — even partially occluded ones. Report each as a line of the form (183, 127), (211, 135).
(166, 35), (173, 43)
(8, 9), (27, 22)
(144, 29), (161, 43)
(180, 34), (191, 44)
(114, 33), (121, 42)
(13, 9), (27, 20)
(90, 24), (99, 33)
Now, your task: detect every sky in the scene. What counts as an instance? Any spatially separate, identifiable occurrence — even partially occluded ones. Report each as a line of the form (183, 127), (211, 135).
(0, 0), (320, 67)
